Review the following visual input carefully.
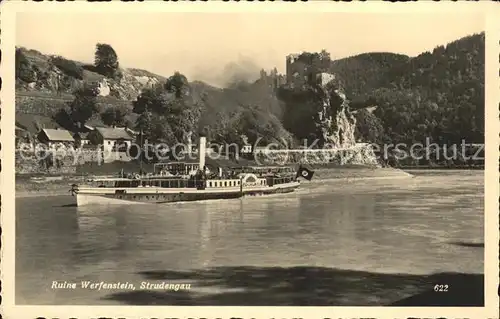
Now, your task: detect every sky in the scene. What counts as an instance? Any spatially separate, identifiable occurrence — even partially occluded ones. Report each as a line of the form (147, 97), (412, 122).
(16, 12), (484, 87)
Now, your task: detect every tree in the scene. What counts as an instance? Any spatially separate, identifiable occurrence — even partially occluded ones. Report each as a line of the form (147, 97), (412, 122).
(164, 72), (190, 98)
(278, 85), (328, 145)
(354, 108), (385, 144)
(100, 106), (129, 127)
(135, 110), (154, 141)
(53, 107), (76, 132)
(50, 56), (84, 80)
(133, 86), (169, 115)
(68, 85), (99, 128)
(133, 72), (201, 145)
(94, 43), (120, 79)
(16, 49), (37, 82)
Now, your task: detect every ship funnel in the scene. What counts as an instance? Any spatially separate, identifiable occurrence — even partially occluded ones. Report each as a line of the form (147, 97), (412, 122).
(199, 136), (206, 170)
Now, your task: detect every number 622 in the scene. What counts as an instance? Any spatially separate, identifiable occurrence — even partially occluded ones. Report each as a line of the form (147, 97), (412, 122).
(434, 284), (449, 292)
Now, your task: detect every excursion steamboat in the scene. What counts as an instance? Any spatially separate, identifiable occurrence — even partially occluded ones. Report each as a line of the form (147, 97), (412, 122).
(71, 137), (314, 207)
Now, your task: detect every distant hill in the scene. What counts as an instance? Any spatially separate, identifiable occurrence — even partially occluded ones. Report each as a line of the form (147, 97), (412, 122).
(373, 32), (485, 145)
(330, 52), (410, 101)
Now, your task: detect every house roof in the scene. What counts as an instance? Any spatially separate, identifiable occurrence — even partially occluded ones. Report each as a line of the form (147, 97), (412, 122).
(95, 127), (134, 140)
(41, 129), (75, 142)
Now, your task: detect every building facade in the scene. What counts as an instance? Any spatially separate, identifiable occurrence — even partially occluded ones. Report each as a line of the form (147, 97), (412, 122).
(37, 128), (75, 148)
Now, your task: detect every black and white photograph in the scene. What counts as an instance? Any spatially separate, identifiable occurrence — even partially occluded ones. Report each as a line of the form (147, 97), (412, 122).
(1, 2), (499, 317)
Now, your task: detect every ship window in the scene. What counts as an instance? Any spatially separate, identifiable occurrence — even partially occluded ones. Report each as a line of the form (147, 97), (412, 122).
(146, 196), (149, 199)
(224, 181), (227, 187)
(238, 181), (240, 185)
(208, 182), (211, 187)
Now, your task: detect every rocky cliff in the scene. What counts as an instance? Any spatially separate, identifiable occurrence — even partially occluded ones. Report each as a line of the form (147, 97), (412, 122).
(316, 77), (357, 148)
(274, 71), (379, 166)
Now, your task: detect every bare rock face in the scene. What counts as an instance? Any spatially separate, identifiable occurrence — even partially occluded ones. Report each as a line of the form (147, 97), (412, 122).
(134, 75), (160, 88)
(104, 72), (160, 100)
(315, 74), (357, 148)
(97, 79), (111, 97)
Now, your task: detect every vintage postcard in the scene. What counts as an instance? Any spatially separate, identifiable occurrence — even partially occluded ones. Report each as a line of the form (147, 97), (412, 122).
(1, 1), (499, 319)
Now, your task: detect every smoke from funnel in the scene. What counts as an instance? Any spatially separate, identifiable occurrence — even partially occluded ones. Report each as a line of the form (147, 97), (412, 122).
(191, 55), (261, 88)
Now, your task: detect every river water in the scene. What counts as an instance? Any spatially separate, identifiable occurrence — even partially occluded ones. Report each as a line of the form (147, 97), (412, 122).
(15, 170), (484, 306)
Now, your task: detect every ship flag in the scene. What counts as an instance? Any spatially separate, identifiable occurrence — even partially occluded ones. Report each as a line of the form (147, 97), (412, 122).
(296, 165), (314, 181)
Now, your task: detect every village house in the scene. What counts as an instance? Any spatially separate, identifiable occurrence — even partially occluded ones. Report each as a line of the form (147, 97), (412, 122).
(37, 128), (75, 148)
(88, 127), (135, 152)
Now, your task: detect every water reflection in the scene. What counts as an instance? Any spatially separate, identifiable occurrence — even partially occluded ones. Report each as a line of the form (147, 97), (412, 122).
(15, 172), (484, 305)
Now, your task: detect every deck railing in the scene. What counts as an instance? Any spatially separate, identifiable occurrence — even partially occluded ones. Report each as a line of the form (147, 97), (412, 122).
(93, 175), (296, 190)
